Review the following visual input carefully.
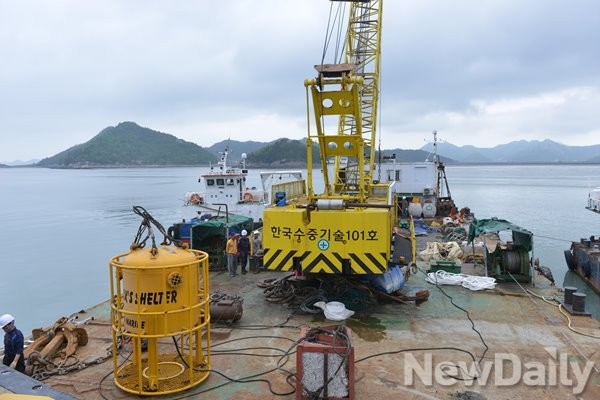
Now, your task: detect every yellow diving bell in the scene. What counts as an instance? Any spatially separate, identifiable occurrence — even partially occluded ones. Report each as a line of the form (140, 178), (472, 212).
(109, 207), (211, 396)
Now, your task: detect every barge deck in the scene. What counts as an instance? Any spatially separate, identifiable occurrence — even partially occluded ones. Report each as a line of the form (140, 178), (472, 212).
(2, 235), (600, 399)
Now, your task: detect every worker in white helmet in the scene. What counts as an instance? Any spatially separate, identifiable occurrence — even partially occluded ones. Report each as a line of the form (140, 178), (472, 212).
(238, 230), (250, 274)
(1, 314), (25, 373)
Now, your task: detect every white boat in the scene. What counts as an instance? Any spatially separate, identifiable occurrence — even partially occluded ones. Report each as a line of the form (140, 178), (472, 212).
(586, 187), (600, 213)
(373, 131), (456, 217)
(182, 147), (304, 226)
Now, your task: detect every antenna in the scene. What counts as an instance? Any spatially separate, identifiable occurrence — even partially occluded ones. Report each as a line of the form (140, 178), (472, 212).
(424, 130), (445, 162)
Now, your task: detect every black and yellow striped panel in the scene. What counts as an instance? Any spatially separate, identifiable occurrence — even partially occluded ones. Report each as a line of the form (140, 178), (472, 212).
(264, 249), (388, 274)
(263, 205), (392, 274)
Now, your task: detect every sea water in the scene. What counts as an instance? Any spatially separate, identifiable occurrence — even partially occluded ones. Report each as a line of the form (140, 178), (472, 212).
(1, 164), (599, 334)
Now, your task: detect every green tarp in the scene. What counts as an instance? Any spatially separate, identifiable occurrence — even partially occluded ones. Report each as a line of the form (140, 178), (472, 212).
(190, 214), (254, 250)
(467, 217), (533, 252)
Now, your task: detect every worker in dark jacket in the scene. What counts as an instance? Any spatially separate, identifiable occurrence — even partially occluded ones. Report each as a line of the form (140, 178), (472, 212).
(238, 230), (251, 274)
(2, 314), (25, 373)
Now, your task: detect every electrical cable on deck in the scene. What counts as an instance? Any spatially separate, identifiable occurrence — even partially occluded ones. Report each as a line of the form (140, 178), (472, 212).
(413, 265), (489, 381)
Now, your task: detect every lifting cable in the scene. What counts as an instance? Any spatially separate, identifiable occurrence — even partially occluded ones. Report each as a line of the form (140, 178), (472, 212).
(321, 1), (347, 67)
(131, 205), (180, 250)
(532, 233), (572, 243)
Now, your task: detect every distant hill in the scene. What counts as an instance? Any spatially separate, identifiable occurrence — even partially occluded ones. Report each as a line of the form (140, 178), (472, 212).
(204, 140), (454, 167)
(37, 122), (217, 168)
(207, 140), (267, 160)
(246, 138), (320, 167)
(422, 139), (600, 163)
(3, 159), (40, 166)
(377, 149), (455, 163)
(589, 154), (600, 163)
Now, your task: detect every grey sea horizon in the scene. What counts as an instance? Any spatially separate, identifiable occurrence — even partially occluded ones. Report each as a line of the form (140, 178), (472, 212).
(1, 164), (599, 335)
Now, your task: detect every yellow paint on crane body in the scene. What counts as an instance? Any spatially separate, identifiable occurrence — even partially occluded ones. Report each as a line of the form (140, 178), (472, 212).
(263, 204), (391, 274)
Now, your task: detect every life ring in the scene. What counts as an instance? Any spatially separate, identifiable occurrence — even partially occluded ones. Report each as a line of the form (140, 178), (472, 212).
(243, 192), (253, 203)
(190, 193), (201, 204)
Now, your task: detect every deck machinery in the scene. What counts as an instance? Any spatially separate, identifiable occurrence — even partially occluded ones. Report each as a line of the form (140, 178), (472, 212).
(263, 0), (398, 275)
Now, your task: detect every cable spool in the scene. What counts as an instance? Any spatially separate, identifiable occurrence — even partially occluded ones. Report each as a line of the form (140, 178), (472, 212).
(502, 249), (529, 274)
(209, 299), (243, 324)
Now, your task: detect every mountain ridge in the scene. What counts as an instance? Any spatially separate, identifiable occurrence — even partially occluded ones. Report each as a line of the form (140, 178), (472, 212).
(421, 139), (600, 163)
(9, 122), (599, 167)
(37, 122), (218, 168)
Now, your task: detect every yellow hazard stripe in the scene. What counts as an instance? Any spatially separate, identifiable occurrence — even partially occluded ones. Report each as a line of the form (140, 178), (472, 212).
(265, 249), (388, 274)
(348, 252), (387, 274)
(304, 253), (342, 274)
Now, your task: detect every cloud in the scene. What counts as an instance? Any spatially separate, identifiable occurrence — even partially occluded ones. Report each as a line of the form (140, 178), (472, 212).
(1, 0), (599, 161)
(383, 87), (600, 149)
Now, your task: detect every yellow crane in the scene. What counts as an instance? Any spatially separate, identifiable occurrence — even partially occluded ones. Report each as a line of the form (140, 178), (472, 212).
(263, 0), (397, 275)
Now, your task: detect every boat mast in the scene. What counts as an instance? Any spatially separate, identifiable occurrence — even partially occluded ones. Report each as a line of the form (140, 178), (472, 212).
(433, 130), (452, 199)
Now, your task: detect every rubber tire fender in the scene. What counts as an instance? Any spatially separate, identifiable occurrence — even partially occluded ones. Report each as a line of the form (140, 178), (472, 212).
(564, 249), (576, 271)
(168, 224), (178, 240)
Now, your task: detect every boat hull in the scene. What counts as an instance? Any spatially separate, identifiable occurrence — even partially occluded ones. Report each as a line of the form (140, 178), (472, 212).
(565, 237), (600, 294)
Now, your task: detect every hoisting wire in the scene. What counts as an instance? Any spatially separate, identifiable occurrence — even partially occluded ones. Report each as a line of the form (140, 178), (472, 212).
(376, 78), (383, 182)
(131, 205), (180, 251)
(321, 1), (346, 67)
(334, 2), (347, 64)
(316, 1), (348, 188)
(532, 233), (572, 243)
(320, 2), (336, 67)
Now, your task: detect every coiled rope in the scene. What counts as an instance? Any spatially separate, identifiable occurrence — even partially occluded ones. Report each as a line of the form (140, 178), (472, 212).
(425, 270), (497, 291)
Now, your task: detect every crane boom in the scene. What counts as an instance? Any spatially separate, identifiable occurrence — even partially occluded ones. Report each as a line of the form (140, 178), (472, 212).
(307, 0), (382, 201)
(336, 0), (382, 196)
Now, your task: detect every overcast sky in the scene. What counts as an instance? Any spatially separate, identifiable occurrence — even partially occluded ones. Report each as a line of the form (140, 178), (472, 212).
(1, 0), (599, 163)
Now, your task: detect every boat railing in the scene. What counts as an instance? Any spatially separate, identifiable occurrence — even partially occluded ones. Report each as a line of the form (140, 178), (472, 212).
(271, 180), (307, 204)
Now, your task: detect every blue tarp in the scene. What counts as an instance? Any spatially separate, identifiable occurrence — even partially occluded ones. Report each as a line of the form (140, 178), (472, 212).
(413, 218), (439, 236)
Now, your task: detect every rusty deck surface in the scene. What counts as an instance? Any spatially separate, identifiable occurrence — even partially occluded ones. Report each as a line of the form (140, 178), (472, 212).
(8, 238), (600, 399)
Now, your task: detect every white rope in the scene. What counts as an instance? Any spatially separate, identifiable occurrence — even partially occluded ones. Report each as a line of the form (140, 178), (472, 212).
(425, 270), (464, 285)
(426, 270), (496, 291)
